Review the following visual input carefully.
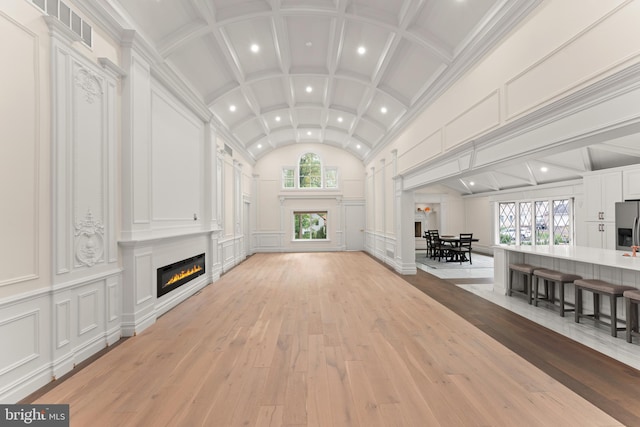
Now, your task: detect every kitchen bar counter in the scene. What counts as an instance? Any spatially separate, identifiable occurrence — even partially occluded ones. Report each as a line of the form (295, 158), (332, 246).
(493, 244), (640, 296)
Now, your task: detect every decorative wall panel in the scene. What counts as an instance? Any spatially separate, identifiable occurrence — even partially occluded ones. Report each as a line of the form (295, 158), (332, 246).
(77, 289), (99, 336)
(444, 90), (500, 151)
(0, 311), (39, 376)
(398, 129), (442, 174)
(0, 12), (40, 287)
(135, 253), (153, 305)
(151, 84), (203, 223)
(505, 2), (640, 119)
(55, 300), (70, 349)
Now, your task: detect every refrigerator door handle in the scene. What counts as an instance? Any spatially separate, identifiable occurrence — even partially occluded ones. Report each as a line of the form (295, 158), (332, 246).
(635, 216), (640, 247)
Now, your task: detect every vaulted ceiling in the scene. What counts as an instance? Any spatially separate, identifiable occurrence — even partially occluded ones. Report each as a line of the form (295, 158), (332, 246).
(84, 0), (640, 195)
(97, 0), (539, 162)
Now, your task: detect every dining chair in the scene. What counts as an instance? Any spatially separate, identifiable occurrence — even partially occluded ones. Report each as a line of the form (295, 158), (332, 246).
(429, 230), (449, 261)
(424, 231), (431, 258)
(450, 233), (473, 264)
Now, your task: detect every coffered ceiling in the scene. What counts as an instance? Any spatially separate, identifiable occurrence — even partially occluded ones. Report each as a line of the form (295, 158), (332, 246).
(88, 0), (539, 162)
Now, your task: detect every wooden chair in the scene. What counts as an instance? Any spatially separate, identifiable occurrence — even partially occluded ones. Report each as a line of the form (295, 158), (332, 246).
(428, 230), (448, 261)
(424, 231), (431, 258)
(450, 233), (473, 264)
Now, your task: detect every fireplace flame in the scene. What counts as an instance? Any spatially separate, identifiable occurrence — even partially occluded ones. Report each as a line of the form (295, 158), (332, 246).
(165, 264), (203, 287)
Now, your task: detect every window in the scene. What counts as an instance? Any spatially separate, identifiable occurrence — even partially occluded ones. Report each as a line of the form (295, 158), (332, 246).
(498, 202), (516, 244)
(325, 167), (338, 189)
(519, 202), (532, 245)
(498, 198), (573, 246)
(553, 199), (571, 245)
(294, 211), (327, 240)
(282, 167), (295, 188)
(535, 201), (549, 245)
(31, 0), (93, 47)
(299, 153), (322, 188)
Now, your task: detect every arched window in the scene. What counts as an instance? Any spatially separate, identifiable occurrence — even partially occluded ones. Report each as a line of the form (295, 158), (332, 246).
(299, 153), (322, 188)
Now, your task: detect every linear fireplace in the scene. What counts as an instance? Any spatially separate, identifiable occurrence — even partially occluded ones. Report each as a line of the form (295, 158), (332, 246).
(157, 253), (205, 298)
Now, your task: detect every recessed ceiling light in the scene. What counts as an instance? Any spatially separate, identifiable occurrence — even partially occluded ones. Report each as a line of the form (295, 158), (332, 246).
(469, 181), (475, 186)
(250, 44), (260, 53)
(257, 144), (262, 149)
(307, 131), (312, 136)
(305, 86), (313, 93)
(337, 117), (343, 123)
(356, 144), (361, 149)
(357, 46), (366, 55)
(380, 106), (387, 114)
(305, 41), (313, 47)
(540, 166), (549, 172)
(275, 116), (281, 122)
(229, 105), (236, 112)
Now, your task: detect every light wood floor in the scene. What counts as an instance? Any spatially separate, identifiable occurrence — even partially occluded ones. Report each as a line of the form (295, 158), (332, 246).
(33, 252), (623, 426)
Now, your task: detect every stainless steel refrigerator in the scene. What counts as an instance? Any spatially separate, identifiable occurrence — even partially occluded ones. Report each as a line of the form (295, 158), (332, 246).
(615, 201), (640, 250)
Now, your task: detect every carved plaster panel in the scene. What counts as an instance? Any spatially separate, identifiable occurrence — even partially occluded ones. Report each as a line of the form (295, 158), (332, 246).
(74, 210), (104, 267)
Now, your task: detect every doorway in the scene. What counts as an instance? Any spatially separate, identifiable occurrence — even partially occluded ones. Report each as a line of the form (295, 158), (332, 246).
(345, 204), (365, 251)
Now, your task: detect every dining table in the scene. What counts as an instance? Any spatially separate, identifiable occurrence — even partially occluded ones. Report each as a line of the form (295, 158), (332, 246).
(438, 235), (479, 262)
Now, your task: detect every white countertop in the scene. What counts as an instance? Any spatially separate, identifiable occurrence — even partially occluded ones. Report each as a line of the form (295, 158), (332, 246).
(494, 244), (640, 271)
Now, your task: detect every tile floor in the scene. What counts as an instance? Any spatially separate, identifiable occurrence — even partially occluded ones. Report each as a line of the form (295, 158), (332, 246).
(415, 251), (640, 371)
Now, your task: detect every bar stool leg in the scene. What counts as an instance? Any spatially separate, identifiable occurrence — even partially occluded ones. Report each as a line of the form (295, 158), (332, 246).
(610, 295), (617, 337)
(508, 269), (514, 297)
(559, 281), (565, 317)
(626, 297), (632, 343)
(575, 287), (582, 323)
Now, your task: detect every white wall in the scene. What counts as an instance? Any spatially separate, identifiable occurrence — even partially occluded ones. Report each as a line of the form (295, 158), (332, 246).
(0, 0), (254, 403)
(0, 0), (123, 403)
(252, 144), (365, 252)
(366, 0), (640, 271)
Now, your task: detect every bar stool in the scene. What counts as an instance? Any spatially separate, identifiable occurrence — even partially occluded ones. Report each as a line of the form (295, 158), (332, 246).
(508, 263), (538, 304)
(533, 269), (582, 317)
(624, 289), (640, 343)
(574, 279), (635, 337)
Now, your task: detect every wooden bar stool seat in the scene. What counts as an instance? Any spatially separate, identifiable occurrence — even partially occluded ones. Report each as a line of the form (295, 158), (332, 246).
(533, 269), (581, 317)
(574, 279), (635, 337)
(508, 263), (538, 304)
(624, 289), (640, 343)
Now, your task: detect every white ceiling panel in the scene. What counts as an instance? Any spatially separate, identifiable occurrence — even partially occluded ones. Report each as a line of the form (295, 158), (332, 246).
(285, 15), (334, 73)
(105, 0), (539, 161)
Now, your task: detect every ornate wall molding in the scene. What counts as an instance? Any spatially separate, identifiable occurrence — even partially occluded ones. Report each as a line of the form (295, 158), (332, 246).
(74, 210), (104, 267)
(74, 67), (102, 103)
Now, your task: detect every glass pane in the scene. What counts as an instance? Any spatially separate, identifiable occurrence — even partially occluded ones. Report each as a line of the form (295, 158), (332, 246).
(46, 0), (58, 17)
(71, 11), (82, 36)
(535, 201), (550, 245)
(82, 21), (92, 46)
(294, 212), (327, 240)
(60, 2), (71, 27)
(325, 168), (338, 188)
(499, 202), (516, 245)
(282, 168), (294, 188)
(299, 153), (322, 188)
(519, 202), (532, 245)
(553, 199), (571, 245)
(33, 0), (46, 12)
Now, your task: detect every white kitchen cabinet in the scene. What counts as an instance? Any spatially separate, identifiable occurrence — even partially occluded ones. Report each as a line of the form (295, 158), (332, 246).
(583, 170), (622, 249)
(585, 221), (616, 250)
(623, 167), (640, 201)
(584, 171), (622, 222)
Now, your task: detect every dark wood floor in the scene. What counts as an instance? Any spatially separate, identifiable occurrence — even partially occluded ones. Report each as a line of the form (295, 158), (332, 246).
(401, 267), (640, 426)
